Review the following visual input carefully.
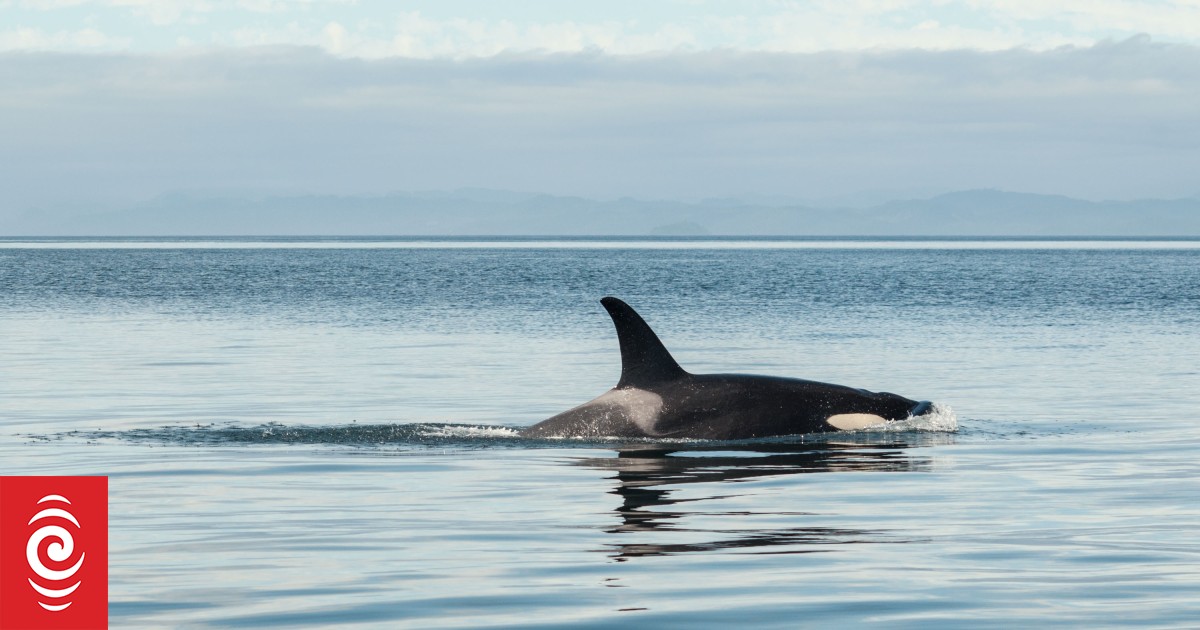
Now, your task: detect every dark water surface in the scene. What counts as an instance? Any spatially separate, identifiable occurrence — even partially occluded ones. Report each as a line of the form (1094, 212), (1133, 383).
(2, 239), (1199, 628)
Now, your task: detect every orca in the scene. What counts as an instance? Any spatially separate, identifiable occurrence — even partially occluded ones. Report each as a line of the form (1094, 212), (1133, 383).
(522, 297), (934, 440)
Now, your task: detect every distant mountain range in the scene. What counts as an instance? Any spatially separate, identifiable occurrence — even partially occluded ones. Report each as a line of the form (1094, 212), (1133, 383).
(6, 188), (1200, 236)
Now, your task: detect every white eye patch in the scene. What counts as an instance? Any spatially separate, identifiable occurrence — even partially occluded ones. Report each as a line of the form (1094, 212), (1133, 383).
(825, 413), (887, 431)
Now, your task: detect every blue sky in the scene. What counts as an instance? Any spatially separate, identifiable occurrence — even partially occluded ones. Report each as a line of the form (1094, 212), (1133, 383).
(1, 2), (1199, 216)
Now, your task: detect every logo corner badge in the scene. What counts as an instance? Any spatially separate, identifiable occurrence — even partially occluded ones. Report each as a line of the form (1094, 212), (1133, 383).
(1, 476), (109, 630)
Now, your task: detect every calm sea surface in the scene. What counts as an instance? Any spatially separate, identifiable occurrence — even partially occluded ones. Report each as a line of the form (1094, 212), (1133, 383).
(2, 238), (1199, 628)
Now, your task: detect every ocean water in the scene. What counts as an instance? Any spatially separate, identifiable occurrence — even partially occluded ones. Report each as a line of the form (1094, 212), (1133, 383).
(2, 238), (1199, 628)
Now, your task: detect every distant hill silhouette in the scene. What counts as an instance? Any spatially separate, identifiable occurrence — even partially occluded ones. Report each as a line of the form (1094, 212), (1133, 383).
(7, 189), (1200, 236)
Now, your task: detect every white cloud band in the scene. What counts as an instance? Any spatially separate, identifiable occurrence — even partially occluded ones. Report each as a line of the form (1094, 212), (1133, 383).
(4, 1), (1200, 56)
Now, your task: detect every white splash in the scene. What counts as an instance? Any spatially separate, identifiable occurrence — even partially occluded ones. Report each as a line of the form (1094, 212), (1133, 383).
(859, 402), (958, 433)
(418, 425), (522, 439)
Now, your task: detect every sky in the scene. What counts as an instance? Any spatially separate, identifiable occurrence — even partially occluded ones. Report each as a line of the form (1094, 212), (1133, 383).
(6, 1), (1200, 56)
(2, 1), (1199, 217)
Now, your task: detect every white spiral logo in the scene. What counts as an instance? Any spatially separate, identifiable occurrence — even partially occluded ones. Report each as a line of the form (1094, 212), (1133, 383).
(26, 494), (86, 612)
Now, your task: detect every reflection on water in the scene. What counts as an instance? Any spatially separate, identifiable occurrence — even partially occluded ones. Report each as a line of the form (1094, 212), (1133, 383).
(576, 437), (951, 559)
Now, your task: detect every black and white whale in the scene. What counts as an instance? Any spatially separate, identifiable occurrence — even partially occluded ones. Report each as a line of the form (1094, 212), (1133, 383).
(522, 297), (934, 440)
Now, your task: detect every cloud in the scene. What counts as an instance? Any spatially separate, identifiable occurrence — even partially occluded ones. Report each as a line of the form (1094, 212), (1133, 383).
(14, 0), (215, 25)
(160, 3), (1200, 59)
(0, 39), (1197, 216)
(0, 26), (130, 50)
(3, 1), (1200, 56)
(8, 0), (354, 26)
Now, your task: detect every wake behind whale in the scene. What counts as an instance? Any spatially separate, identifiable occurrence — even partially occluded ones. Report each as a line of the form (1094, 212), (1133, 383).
(523, 297), (951, 440)
(64, 411), (956, 449)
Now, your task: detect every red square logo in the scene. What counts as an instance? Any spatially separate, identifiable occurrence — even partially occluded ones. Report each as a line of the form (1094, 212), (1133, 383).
(1, 476), (108, 630)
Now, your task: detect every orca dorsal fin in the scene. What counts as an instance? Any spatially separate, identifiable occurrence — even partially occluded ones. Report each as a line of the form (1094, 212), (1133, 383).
(600, 297), (687, 388)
